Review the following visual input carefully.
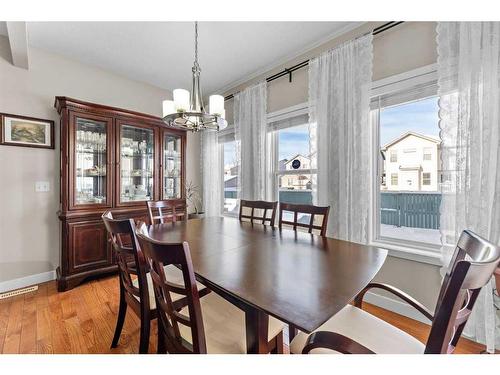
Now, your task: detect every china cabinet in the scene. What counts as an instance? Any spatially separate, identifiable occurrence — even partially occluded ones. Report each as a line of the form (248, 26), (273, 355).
(55, 97), (186, 291)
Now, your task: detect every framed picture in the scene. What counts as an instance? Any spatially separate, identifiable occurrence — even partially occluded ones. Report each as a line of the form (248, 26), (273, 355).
(0, 113), (55, 149)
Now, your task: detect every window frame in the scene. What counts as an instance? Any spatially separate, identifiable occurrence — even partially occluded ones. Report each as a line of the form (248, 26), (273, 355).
(423, 147), (432, 161)
(272, 119), (316, 204)
(422, 172), (431, 185)
(219, 103), (316, 215)
(220, 138), (239, 217)
(390, 173), (399, 186)
(369, 64), (442, 258)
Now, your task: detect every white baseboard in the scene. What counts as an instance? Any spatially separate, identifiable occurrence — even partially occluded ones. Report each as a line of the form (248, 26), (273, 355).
(364, 291), (432, 325)
(0, 270), (56, 293)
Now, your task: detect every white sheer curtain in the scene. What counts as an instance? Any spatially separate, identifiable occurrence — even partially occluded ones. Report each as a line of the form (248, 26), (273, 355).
(308, 34), (373, 242)
(437, 22), (500, 352)
(201, 131), (221, 217)
(234, 81), (268, 201)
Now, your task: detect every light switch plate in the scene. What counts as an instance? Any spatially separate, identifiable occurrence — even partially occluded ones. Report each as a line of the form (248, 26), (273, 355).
(35, 181), (50, 192)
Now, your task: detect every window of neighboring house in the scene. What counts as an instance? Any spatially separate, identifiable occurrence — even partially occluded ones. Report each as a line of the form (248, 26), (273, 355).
(373, 90), (441, 248)
(222, 139), (238, 215)
(391, 173), (398, 185)
(422, 172), (431, 185)
(423, 147), (432, 161)
(390, 150), (397, 162)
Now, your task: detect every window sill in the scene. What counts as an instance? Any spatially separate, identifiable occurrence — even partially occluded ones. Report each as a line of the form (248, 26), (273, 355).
(370, 240), (442, 266)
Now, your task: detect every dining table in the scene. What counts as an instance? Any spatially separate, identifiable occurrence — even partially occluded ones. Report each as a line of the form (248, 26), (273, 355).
(146, 216), (388, 354)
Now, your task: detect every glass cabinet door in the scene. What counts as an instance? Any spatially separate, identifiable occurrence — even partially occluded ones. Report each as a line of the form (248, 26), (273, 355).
(119, 124), (154, 203)
(163, 133), (182, 199)
(74, 117), (109, 206)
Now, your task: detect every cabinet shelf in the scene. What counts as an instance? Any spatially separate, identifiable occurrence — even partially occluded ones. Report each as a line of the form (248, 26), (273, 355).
(121, 153), (154, 158)
(76, 174), (107, 178)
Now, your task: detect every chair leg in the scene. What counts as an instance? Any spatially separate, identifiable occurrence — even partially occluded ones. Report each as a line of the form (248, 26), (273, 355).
(157, 318), (167, 354)
(139, 311), (151, 354)
(288, 324), (298, 342)
(111, 284), (127, 349)
(270, 331), (284, 354)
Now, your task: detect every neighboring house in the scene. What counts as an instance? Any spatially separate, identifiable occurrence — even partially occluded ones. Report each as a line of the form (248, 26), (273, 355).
(224, 164), (239, 176)
(381, 131), (441, 192)
(280, 154), (312, 190)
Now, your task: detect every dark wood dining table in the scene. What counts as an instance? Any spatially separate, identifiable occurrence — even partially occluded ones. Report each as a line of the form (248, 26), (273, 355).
(146, 217), (388, 354)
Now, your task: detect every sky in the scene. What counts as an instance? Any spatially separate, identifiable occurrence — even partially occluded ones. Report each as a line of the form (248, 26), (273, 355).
(380, 96), (439, 146)
(223, 96), (440, 167)
(278, 124), (309, 160)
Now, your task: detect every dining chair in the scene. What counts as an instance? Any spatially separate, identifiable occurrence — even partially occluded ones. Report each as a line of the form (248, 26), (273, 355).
(278, 203), (330, 236)
(147, 199), (187, 224)
(102, 211), (209, 354)
(239, 199), (278, 226)
(290, 230), (500, 354)
(135, 222), (285, 354)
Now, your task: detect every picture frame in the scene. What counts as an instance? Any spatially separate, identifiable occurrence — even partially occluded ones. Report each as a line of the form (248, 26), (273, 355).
(0, 113), (55, 149)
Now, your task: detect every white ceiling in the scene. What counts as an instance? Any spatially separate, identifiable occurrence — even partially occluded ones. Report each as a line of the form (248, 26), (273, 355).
(0, 21), (362, 94)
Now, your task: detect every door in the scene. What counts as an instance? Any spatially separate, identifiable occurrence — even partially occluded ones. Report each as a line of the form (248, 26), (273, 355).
(161, 130), (185, 200)
(116, 120), (158, 207)
(67, 220), (112, 273)
(69, 112), (113, 210)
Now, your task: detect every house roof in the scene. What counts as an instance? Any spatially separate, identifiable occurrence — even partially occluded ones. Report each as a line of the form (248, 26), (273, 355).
(381, 131), (441, 150)
(284, 154), (310, 165)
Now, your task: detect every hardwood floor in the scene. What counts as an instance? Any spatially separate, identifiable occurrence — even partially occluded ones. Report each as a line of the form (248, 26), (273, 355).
(0, 275), (489, 354)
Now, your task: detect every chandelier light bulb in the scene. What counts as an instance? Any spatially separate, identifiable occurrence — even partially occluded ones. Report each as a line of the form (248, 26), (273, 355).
(209, 95), (225, 116)
(173, 89), (190, 112)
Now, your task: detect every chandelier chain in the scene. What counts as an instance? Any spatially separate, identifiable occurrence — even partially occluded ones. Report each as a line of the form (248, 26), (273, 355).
(194, 21), (199, 67)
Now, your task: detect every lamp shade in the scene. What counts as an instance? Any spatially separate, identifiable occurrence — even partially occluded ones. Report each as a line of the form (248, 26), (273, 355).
(209, 95), (224, 115)
(173, 89), (190, 112)
(162, 100), (175, 117)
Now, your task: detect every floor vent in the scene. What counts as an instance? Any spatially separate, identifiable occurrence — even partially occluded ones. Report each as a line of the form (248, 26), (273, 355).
(0, 285), (38, 300)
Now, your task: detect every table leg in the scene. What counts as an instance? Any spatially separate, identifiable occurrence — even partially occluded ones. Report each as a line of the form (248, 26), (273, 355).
(245, 308), (269, 354)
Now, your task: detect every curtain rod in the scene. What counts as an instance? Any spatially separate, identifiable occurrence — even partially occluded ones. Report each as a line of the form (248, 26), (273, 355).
(224, 21), (404, 101)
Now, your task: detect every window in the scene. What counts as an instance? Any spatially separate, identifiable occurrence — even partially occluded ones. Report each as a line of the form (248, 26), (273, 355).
(274, 122), (315, 206)
(374, 92), (441, 248)
(391, 173), (398, 185)
(222, 140), (238, 214)
(422, 172), (431, 185)
(390, 150), (397, 162)
(423, 147), (432, 161)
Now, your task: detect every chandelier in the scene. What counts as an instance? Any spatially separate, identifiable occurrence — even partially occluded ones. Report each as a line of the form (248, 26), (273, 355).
(162, 22), (227, 132)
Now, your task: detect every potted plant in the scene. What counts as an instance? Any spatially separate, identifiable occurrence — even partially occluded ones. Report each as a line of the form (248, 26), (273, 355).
(495, 267), (500, 296)
(186, 181), (204, 219)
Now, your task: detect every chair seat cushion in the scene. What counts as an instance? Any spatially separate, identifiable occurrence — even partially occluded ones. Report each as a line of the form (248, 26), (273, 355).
(132, 264), (207, 310)
(179, 292), (285, 354)
(290, 305), (425, 354)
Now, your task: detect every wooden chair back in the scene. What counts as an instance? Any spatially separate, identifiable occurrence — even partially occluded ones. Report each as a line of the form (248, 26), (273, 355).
(425, 230), (500, 353)
(278, 203), (330, 236)
(147, 199), (187, 224)
(135, 222), (207, 354)
(101, 211), (151, 311)
(239, 200), (278, 226)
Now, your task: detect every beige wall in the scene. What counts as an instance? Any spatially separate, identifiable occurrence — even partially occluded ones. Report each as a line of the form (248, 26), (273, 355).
(0, 35), (201, 283)
(223, 22), (441, 311)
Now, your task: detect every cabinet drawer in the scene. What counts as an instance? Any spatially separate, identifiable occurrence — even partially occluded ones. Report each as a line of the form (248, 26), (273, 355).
(67, 220), (112, 273)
